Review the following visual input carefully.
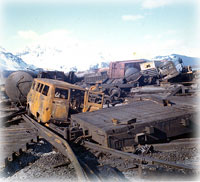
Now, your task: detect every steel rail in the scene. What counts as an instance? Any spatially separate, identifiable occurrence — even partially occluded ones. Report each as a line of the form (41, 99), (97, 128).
(78, 159), (102, 182)
(152, 139), (199, 151)
(22, 114), (88, 182)
(83, 141), (196, 171)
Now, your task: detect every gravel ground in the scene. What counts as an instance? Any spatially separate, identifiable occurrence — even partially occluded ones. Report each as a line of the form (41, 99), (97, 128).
(124, 145), (200, 181)
(0, 139), (199, 182)
(0, 139), (76, 182)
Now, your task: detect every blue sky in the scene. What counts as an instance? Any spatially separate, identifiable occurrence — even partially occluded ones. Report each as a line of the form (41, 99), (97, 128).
(1, 0), (199, 61)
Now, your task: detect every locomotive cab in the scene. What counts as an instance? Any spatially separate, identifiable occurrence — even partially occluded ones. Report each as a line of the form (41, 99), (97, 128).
(27, 78), (104, 123)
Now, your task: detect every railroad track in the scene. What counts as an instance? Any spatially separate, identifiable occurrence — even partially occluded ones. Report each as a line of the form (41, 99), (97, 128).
(22, 114), (101, 182)
(0, 104), (39, 167)
(151, 138), (200, 152)
(22, 114), (198, 181)
(82, 141), (195, 171)
(0, 122), (38, 163)
(1, 105), (198, 181)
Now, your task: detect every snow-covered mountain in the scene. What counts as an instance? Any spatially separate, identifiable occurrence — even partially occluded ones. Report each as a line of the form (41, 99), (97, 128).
(1, 44), (199, 72)
(0, 47), (37, 71)
(16, 45), (199, 72)
(15, 44), (110, 72)
(152, 54), (200, 67)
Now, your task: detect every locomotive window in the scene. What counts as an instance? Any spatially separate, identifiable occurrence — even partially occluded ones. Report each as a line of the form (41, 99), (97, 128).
(32, 81), (36, 90)
(36, 83), (41, 92)
(70, 89), (85, 110)
(39, 84), (44, 93)
(42, 85), (49, 96)
(55, 88), (68, 99)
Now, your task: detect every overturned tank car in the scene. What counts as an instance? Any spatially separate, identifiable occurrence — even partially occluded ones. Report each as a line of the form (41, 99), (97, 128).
(5, 71), (36, 104)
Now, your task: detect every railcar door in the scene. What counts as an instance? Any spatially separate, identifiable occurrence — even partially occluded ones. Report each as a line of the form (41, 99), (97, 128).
(29, 82), (43, 117)
(51, 87), (70, 121)
(39, 84), (52, 123)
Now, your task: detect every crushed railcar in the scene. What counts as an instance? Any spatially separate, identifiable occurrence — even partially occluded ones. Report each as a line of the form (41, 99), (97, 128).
(72, 98), (196, 151)
(81, 59), (195, 106)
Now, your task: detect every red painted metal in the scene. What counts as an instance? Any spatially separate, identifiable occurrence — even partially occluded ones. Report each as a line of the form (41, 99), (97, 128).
(108, 60), (146, 79)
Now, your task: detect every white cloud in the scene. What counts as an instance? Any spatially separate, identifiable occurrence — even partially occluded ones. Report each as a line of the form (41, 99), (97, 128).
(142, 0), (171, 9)
(18, 30), (39, 40)
(3, 0), (142, 4)
(162, 39), (182, 49)
(143, 29), (177, 41)
(14, 28), (198, 71)
(129, 37), (199, 59)
(122, 14), (144, 21)
(156, 30), (177, 39)
(141, 0), (189, 9)
(18, 29), (72, 42)
(144, 34), (153, 40)
(17, 29), (76, 49)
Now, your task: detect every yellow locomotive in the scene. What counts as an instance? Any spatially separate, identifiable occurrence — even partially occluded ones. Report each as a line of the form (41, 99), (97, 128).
(27, 78), (104, 124)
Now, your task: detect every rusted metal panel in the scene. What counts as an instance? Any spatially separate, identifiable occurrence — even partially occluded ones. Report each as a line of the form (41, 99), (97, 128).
(72, 99), (195, 149)
(109, 62), (125, 79)
(84, 74), (108, 84)
(108, 60), (146, 79)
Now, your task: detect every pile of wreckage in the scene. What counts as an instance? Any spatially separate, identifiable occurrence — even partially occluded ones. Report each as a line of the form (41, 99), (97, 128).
(74, 58), (198, 106)
(1, 57), (198, 107)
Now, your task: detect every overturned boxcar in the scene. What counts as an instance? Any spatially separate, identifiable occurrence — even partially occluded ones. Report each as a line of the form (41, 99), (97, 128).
(72, 98), (196, 151)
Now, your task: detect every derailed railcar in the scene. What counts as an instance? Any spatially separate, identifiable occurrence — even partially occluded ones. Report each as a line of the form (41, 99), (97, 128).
(27, 78), (104, 123)
(72, 99), (196, 151)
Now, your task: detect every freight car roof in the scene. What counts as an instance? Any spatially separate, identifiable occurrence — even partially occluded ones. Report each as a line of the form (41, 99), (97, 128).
(72, 100), (195, 134)
(34, 78), (85, 91)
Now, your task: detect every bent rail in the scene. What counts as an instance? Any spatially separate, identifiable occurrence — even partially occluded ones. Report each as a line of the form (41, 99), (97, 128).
(83, 141), (196, 171)
(22, 114), (87, 182)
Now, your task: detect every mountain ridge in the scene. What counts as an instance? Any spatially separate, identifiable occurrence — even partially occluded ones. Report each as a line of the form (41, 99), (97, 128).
(0, 46), (199, 72)
(0, 48), (36, 71)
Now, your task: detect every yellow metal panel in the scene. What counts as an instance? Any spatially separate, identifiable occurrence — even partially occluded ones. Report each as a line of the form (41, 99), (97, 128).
(27, 78), (104, 124)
